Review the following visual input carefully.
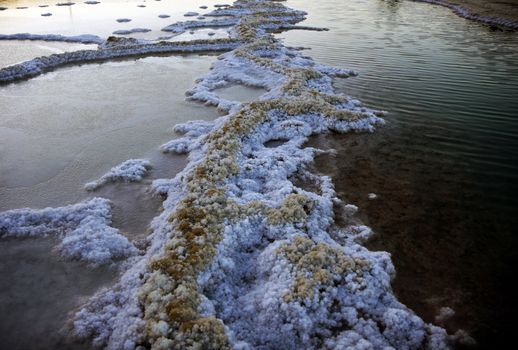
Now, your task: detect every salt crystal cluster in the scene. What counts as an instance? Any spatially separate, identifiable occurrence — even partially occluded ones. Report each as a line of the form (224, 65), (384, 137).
(0, 198), (136, 266)
(84, 159), (152, 191)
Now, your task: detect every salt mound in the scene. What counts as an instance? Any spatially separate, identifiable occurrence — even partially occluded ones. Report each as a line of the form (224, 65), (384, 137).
(184, 11), (199, 17)
(116, 18), (132, 23)
(84, 1), (100, 4)
(0, 198), (137, 266)
(84, 159), (152, 191)
(56, 2), (75, 6)
(158, 14), (170, 19)
(41, 13), (52, 17)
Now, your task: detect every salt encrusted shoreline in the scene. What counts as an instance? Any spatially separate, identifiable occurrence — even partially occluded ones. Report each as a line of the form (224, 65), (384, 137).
(413, 0), (518, 30)
(0, 0), (467, 349)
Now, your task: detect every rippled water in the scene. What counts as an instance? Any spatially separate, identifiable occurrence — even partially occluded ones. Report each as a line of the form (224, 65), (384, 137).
(281, 0), (518, 347)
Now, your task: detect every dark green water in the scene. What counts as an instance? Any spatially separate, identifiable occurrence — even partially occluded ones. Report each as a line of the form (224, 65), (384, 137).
(281, 0), (518, 348)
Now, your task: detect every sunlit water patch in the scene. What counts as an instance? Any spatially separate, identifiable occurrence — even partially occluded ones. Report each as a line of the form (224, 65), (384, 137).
(281, 0), (518, 347)
(0, 40), (97, 68)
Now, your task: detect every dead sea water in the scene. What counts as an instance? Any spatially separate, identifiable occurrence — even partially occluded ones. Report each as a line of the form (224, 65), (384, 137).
(280, 0), (518, 347)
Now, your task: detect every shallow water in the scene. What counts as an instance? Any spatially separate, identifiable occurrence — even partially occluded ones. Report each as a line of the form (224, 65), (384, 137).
(0, 55), (217, 212)
(0, 0), (232, 40)
(0, 237), (117, 350)
(0, 40), (97, 68)
(282, 0), (518, 347)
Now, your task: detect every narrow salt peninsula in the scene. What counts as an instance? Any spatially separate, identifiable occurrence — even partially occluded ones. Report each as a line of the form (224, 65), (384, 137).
(0, 0), (481, 349)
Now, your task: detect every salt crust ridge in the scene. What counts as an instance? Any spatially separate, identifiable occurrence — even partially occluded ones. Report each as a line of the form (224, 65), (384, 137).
(0, 0), (462, 349)
(0, 33), (104, 44)
(85, 159), (152, 191)
(0, 198), (137, 266)
(0, 37), (240, 83)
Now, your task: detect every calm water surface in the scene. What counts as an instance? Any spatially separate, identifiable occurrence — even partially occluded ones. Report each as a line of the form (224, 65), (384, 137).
(282, 0), (518, 347)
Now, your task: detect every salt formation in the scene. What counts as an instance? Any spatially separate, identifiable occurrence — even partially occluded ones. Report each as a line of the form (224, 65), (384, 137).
(84, 1), (100, 4)
(0, 0), (462, 348)
(41, 13), (52, 17)
(161, 18), (239, 34)
(84, 159), (152, 191)
(160, 120), (215, 154)
(184, 12), (200, 17)
(0, 38), (240, 83)
(117, 18), (132, 23)
(71, 1), (458, 349)
(56, 2), (75, 6)
(0, 33), (104, 44)
(113, 28), (152, 35)
(0, 198), (137, 266)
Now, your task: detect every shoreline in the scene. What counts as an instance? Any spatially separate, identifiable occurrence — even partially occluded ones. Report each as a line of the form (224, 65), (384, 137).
(413, 0), (518, 30)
